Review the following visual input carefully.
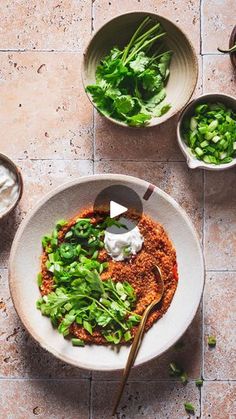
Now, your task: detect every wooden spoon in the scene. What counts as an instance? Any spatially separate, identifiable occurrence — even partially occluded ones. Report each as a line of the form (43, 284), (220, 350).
(112, 265), (164, 416)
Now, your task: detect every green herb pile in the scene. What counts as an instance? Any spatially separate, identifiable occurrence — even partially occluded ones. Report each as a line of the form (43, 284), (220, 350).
(183, 102), (236, 165)
(86, 16), (172, 126)
(37, 218), (141, 346)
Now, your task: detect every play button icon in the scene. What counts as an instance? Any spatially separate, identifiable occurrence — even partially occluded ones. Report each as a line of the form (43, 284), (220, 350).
(110, 201), (128, 219)
(93, 184), (143, 234)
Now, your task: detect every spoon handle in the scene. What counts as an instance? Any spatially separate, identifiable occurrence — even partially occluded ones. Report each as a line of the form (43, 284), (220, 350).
(112, 301), (155, 416)
(112, 266), (163, 416)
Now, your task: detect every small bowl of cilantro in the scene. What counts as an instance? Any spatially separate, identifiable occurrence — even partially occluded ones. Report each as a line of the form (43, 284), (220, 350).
(82, 12), (198, 128)
(177, 93), (236, 170)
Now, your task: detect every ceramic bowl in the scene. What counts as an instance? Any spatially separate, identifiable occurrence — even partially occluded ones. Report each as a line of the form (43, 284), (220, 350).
(9, 174), (204, 371)
(0, 153), (23, 220)
(229, 25), (236, 69)
(177, 93), (236, 170)
(82, 12), (198, 128)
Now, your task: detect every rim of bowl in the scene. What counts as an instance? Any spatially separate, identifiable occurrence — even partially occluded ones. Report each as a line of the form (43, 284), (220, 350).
(177, 92), (236, 171)
(9, 174), (205, 370)
(229, 25), (236, 69)
(81, 11), (199, 129)
(0, 153), (23, 219)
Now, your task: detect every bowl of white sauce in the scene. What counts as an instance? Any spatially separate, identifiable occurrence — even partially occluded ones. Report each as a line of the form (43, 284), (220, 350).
(0, 153), (23, 220)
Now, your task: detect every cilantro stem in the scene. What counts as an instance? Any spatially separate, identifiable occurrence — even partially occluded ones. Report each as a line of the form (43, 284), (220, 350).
(124, 32), (166, 65)
(122, 16), (150, 62)
(133, 23), (161, 50)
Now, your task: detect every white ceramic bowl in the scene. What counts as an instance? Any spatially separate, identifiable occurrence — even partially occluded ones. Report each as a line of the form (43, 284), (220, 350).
(0, 153), (23, 220)
(82, 11), (198, 128)
(177, 93), (236, 170)
(9, 174), (204, 371)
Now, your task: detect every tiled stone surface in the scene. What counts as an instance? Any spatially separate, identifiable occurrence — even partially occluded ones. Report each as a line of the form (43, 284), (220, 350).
(0, 0), (235, 417)
(91, 380), (201, 418)
(0, 0), (91, 51)
(202, 382), (236, 419)
(0, 159), (92, 268)
(0, 268), (90, 378)
(203, 55), (236, 95)
(93, 0), (201, 53)
(204, 169), (236, 270)
(95, 160), (204, 235)
(0, 379), (90, 418)
(95, 114), (184, 162)
(203, 272), (236, 380)
(0, 52), (93, 159)
(202, 0), (236, 54)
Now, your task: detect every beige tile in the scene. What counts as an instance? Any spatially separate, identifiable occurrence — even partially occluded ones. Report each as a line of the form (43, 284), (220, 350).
(93, 0), (200, 53)
(203, 272), (236, 380)
(95, 113), (184, 162)
(18, 159), (93, 211)
(0, 159), (93, 268)
(202, 0), (236, 54)
(204, 169), (236, 270)
(91, 380), (200, 418)
(0, 52), (93, 159)
(93, 307), (202, 381)
(202, 382), (236, 419)
(0, 269), (90, 378)
(95, 160), (203, 235)
(203, 55), (236, 95)
(0, 379), (89, 418)
(0, 0), (91, 51)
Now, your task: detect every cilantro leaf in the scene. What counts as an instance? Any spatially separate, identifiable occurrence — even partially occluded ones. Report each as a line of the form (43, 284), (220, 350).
(129, 52), (150, 73)
(126, 112), (151, 127)
(113, 95), (135, 114)
(139, 69), (163, 92)
(154, 103), (171, 117)
(157, 51), (172, 78)
(145, 88), (167, 110)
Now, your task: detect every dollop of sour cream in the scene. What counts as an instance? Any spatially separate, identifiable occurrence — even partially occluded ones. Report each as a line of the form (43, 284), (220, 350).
(104, 226), (144, 261)
(0, 161), (19, 216)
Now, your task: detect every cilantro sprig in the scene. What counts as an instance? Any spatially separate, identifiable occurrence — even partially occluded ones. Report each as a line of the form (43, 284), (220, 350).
(86, 16), (172, 126)
(37, 217), (141, 346)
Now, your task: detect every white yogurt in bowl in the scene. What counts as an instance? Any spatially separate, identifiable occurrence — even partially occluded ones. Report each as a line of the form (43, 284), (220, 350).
(0, 155), (22, 218)
(104, 226), (144, 261)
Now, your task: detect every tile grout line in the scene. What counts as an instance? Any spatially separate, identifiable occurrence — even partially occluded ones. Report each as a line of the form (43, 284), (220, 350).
(89, 376), (93, 419)
(0, 377), (234, 382)
(0, 50), (224, 56)
(91, 0), (95, 175)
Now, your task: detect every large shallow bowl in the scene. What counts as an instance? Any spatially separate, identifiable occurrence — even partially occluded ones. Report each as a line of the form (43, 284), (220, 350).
(9, 174), (204, 371)
(229, 25), (236, 69)
(82, 12), (198, 128)
(177, 93), (236, 170)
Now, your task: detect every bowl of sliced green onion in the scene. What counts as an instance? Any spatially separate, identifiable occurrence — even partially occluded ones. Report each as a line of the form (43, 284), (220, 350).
(177, 93), (236, 170)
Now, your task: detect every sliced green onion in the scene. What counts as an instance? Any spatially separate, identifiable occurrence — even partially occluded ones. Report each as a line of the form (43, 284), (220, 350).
(208, 335), (216, 347)
(184, 403), (195, 414)
(72, 338), (85, 347)
(195, 378), (203, 387)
